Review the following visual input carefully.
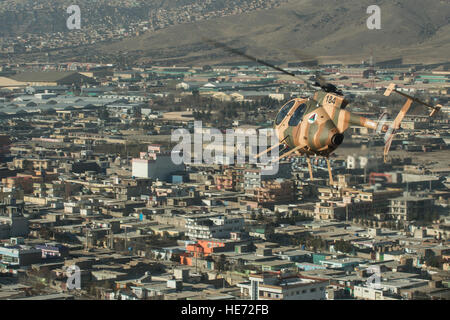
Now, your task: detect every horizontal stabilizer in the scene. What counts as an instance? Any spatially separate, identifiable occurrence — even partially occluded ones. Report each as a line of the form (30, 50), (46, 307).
(383, 83), (441, 117)
(384, 83), (396, 96)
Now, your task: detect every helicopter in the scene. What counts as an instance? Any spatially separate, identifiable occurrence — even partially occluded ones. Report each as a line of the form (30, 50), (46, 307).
(206, 39), (442, 184)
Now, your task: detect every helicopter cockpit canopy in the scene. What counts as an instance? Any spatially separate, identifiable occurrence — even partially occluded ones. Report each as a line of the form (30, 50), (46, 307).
(288, 103), (306, 126)
(275, 100), (295, 125)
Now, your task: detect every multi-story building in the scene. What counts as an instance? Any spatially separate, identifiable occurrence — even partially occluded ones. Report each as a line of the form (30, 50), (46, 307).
(319, 258), (365, 271)
(12, 158), (51, 170)
(0, 245), (42, 266)
(243, 163), (292, 192)
(354, 277), (430, 300)
(389, 195), (434, 221)
(238, 272), (327, 300)
(0, 135), (11, 163)
(179, 239), (232, 266)
(132, 144), (184, 182)
(346, 155), (384, 170)
(314, 198), (372, 221)
(316, 186), (404, 220)
(0, 187), (24, 202)
(353, 188), (404, 215)
(2, 175), (37, 194)
(35, 243), (69, 259)
(185, 213), (244, 240)
(0, 209), (29, 239)
(353, 285), (396, 300)
(33, 181), (65, 198)
(248, 179), (295, 205)
(244, 168), (263, 191)
(112, 178), (152, 200)
(214, 167), (244, 191)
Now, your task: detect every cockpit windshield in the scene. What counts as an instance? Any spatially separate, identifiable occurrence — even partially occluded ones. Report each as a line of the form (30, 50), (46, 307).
(275, 100), (295, 125)
(288, 103), (306, 126)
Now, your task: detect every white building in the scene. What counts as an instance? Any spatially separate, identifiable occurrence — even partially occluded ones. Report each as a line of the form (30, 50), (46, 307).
(185, 213), (244, 240)
(354, 278), (429, 300)
(346, 155), (383, 170)
(354, 285), (392, 300)
(132, 145), (184, 182)
(238, 273), (327, 300)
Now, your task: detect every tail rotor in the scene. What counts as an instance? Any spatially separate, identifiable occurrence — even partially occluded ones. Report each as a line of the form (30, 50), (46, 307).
(381, 83), (441, 162)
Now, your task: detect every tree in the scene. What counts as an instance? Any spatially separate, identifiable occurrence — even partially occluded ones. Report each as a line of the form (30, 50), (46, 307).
(334, 239), (353, 254)
(88, 284), (99, 298)
(216, 254), (227, 272)
(425, 255), (441, 268)
(39, 227), (53, 240)
(275, 211), (282, 224)
(192, 89), (200, 100)
(170, 254), (179, 263)
(257, 211), (264, 221)
(98, 106), (109, 120)
(103, 280), (113, 290)
(307, 236), (325, 252)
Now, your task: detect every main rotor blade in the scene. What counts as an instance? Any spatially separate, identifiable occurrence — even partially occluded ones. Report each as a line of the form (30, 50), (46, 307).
(292, 49), (343, 95)
(315, 71), (327, 86)
(291, 49), (319, 68)
(203, 38), (336, 92)
(204, 38), (297, 78)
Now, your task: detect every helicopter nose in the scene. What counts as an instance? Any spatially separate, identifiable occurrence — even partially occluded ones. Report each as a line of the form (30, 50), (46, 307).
(331, 133), (344, 146)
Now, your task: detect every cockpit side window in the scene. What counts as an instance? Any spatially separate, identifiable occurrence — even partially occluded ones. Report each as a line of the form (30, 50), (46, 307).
(288, 103), (306, 126)
(275, 100), (295, 125)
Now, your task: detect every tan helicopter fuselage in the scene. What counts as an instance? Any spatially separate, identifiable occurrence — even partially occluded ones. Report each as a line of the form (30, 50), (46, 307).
(274, 91), (379, 157)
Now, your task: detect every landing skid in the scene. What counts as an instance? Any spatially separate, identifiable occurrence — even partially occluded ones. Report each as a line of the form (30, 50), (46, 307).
(305, 156), (334, 185)
(326, 157), (334, 185)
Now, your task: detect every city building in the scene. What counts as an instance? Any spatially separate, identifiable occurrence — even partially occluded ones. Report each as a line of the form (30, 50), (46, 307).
(0, 210), (29, 239)
(0, 245), (42, 267)
(132, 145), (184, 181)
(247, 179), (295, 206)
(389, 195), (435, 221)
(185, 213), (244, 240)
(238, 272), (327, 300)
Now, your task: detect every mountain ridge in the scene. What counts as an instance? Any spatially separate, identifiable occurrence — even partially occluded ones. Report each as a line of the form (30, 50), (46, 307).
(95, 0), (450, 65)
